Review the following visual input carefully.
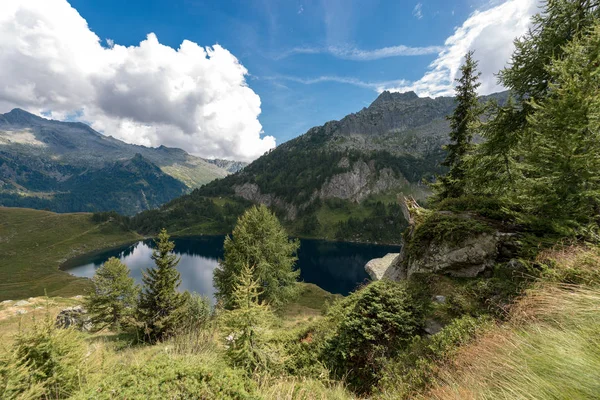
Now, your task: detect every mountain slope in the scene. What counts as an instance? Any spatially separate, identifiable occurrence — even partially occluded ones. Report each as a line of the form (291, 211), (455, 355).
(130, 91), (508, 242)
(0, 109), (246, 214)
(200, 90), (508, 211)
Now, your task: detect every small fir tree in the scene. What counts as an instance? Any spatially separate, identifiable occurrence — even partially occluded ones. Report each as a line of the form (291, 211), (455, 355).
(85, 257), (138, 331)
(221, 263), (273, 372)
(434, 51), (482, 200)
(214, 205), (300, 309)
(136, 229), (185, 342)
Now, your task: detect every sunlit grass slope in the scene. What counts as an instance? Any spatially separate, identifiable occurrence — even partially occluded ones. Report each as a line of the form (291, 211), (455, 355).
(0, 207), (141, 301)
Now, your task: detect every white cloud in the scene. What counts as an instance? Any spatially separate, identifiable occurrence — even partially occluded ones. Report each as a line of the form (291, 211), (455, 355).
(413, 3), (423, 19)
(0, 0), (274, 161)
(387, 0), (540, 97)
(280, 0), (540, 98)
(267, 75), (409, 91)
(276, 43), (443, 60)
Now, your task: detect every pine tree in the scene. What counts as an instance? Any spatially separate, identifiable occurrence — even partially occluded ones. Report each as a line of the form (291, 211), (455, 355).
(434, 51), (481, 200)
(221, 263), (273, 372)
(214, 205), (300, 309)
(85, 257), (138, 331)
(467, 97), (523, 195)
(467, 1), (600, 201)
(136, 229), (185, 342)
(524, 23), (600, 223)
(500, 0), (600, 101)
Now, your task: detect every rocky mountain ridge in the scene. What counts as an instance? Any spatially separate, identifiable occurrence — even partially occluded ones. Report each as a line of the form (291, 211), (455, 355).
(198, 90), (508, 220)
(0, 109), (245, 214)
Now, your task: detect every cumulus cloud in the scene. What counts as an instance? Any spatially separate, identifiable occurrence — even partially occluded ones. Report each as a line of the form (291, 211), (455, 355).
(387, 0), (540, 97)
(0, 0), (274, 161)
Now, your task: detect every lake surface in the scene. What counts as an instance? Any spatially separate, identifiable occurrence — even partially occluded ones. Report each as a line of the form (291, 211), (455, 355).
(63, 236), (400, 299)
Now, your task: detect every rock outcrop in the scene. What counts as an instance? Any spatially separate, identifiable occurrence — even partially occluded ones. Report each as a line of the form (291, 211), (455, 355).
(55, 305), (92, 331)
(234, 183), (298, 220)
(234, 160), (407, 220)
(365, 253), (400, 280)
(365, 196), (520, 281)
(318, 161), (407, 203)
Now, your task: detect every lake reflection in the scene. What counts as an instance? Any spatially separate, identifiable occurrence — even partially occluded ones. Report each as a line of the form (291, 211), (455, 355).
(63, 236), (400, 299)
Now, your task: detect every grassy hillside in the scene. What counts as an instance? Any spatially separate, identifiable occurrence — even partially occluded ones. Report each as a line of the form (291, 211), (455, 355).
(0, 207), (141, 301)
(416, 247), (600, 400)
(1, 244), (598, 399)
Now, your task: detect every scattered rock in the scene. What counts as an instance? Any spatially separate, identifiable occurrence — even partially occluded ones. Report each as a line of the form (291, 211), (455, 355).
(56, 306), (92, 331)
(1, 300), (13, 305)
(506, 259), (526, 271)
(365, 253), (399, 280)
(433, 295), (446, 304)
(15, 309), (27, 315)
(73, 295), (84, 299)
(14, 300), (30, 307)
(424, 319), (444, 335)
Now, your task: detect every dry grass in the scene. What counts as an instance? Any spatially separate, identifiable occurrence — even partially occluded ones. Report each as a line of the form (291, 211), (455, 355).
(256, 375), (356, 400)
(417, 246), (600, 400)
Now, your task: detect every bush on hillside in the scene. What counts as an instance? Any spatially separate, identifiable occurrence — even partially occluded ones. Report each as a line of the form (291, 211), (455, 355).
(72, 354), (258, 400)
(322, 280), (426, 393)
(0, 314), (93, 399)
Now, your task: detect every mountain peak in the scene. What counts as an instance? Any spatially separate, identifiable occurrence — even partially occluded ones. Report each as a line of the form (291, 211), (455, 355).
(0, 108), (44, 124)
(370, 91), (420, 108)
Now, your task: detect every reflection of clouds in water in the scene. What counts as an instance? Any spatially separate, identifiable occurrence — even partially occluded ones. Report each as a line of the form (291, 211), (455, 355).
(178, 256), (219, 303)
(66, 237), (400, 297)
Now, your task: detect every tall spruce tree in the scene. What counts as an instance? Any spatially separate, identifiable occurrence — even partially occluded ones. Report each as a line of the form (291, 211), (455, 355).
(434, 51), (481, 200)
(524, 23), (600, 223)
(472, 0), (600, 200)
(214, 205), (300, 309)
(467, 97), (523, 195)
(136, 229), (185, 342)
(85, 257), (138, 331)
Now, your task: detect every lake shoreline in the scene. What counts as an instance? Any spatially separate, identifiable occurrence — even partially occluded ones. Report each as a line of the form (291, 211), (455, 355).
(62, 235), (400, 297)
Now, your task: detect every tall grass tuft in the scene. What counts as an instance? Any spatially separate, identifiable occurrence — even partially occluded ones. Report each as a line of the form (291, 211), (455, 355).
(421, 284), (600, 400)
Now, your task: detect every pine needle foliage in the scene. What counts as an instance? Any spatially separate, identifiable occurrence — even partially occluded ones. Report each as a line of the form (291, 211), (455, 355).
(136, 228), (185, 343)
(0, 313), (91, 399)
(221, 263), (274, 373)
(524, 23), (600, 223)
(434, 51), (482, 201)
(214, 205), (300, 309)
(85, 257), (138, 331)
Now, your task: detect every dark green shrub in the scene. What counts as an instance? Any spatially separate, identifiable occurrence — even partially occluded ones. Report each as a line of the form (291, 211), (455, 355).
(73, 354), (258, 400)
(178, 291), (212, 331)
(434, 195), (517, 222)
(322, 280), (425, 393)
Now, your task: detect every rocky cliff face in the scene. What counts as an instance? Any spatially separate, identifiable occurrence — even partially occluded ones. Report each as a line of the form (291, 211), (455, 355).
(233, 158), (408, 220)
(317, 159), (408, 203)
(366, 197), (520, 280)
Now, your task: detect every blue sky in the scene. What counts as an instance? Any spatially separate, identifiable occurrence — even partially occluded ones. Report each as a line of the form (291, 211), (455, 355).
(0, 0), (539, 160)
(69, 0), (487, 142)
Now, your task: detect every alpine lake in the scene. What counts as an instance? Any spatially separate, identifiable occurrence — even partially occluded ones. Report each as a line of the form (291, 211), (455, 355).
(62, 236), (400, 300)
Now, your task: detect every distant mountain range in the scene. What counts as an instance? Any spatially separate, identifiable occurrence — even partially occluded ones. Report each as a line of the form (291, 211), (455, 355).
(130, 90), (509, 243)
(0, 109), (246, 215)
